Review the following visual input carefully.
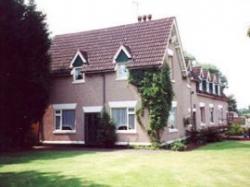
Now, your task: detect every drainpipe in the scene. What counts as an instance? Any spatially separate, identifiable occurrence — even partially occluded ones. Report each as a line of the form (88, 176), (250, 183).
(102, 73), (106, 110)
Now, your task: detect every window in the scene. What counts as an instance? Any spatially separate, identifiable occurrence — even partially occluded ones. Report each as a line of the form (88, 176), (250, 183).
(218, 106), (223, 124)
(168, 105), (177, 129)
(70, 50), (87, 83)
(202, 80), (207, 92)
(111, 107), (135, 131)
(73, 67), (84, 82)
(54, 109), (76, 131)
(116, 64), (129, 80)
(200, 106), (206, 123)
(169, 56), (174, 80)
(210, 107), (214, 123)
(209, 82), (213, 93)
(215, 85), (218, 95)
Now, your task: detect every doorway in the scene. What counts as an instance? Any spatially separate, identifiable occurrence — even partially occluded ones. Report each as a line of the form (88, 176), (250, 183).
(84, 112), (101, 145)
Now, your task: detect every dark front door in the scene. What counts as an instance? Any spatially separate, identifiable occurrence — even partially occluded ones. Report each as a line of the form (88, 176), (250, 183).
(84, 113), (100, 145)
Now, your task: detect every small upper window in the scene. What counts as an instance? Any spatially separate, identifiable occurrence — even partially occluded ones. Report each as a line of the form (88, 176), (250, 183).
(70, 50), (87, 83)
(113, 45), (132, 80)
(116, 64), (129, 80)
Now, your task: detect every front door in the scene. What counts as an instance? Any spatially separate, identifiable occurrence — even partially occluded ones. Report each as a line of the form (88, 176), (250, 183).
(84, 113), (100, 145)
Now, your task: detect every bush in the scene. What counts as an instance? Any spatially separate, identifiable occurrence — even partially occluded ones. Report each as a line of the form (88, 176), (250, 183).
(227, 124), (244, 136)
(96, 110), (117, 148)
(186, 126), (224, 145)
(170, 140), (187, 151)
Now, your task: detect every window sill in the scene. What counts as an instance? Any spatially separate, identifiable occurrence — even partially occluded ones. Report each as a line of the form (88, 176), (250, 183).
(72, 80), (85, 84)
(171, 80), (176, 83)
(116, 77), (128, 81)
(168, 128), (178, 133)
(53, 130), (76, 134)
(116, 130), (136, 134)
(200, 123), (206, 127)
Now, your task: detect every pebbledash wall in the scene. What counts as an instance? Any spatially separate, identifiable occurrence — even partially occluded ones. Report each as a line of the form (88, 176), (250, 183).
(41, 45), (191, 145)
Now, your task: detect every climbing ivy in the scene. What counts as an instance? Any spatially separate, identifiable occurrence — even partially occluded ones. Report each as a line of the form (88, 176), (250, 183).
(129, 64), (174, 144)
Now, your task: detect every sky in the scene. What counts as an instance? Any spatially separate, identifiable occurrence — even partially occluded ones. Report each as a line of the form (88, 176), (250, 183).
(35, 0), (250, 108)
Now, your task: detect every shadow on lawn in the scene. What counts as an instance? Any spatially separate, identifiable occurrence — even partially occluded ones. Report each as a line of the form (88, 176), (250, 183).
(0, 171), (110, 187)
(0, 150), (96, 166)
(196, 141), (250, 151)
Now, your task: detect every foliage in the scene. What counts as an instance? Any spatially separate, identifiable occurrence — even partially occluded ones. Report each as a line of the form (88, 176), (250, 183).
(238, 106), (250, 116)
(0, 0), (51, 150)
(129, 64), (173, 144)
(170, 140), (187, 151)
(96, 110), (117, 148)
(186, 126), (225, 145)
(226, 124), (244, 136)
(228, 95), (238, 113)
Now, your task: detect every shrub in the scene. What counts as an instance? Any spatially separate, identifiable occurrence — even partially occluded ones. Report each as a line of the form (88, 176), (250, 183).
(96, 110), (116, 148)
(170, 140), (187, 151)
(227, 124), (244, 136)
(186, 126), (224, 145)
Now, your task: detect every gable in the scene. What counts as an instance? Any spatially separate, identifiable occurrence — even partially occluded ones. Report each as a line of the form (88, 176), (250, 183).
(116, 50), (130, 63)
(72, 55), (84, 67)
(69, 50), (87, 68)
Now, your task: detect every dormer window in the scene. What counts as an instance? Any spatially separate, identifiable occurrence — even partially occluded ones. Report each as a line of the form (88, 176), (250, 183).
(70, 50), (87, 84)
(113, 45), (132, 80)
(202, 79), (207, 92)
(209, 82), (213, 93)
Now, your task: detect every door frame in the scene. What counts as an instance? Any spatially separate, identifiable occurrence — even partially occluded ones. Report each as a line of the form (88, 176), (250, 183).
(82, 106), (103, 145)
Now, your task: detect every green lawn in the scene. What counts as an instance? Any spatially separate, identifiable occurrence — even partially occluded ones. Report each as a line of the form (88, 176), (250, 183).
(0, 141), (250, 187)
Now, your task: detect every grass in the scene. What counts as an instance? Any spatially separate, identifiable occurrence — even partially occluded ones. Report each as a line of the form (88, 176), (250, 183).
(0, 141), (250, 187)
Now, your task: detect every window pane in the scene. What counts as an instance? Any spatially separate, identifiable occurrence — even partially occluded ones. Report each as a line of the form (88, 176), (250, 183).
(128, 108), (135, 112)
(75, 68), (83, 80)
(111, 108), (127, 130)
(128, 114), (135, 130)
(62, 110), (75, 130)
(55, 116), (61, 130)
(117, 65), (128, 79)
(55, 110), (61, 114)
(168, 107), (176, 128)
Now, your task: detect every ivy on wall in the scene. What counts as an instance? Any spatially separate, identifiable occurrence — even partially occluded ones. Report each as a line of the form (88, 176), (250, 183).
(129, 64), (174, 144)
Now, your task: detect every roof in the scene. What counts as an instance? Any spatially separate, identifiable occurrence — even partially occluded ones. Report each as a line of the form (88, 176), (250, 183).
(50, 17), (175, 73)
(190, 66), (219, 83)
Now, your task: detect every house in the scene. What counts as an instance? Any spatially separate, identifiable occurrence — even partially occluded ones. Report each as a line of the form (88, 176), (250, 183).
(41, 16), (228, 146)
(188, 66), (228, 129)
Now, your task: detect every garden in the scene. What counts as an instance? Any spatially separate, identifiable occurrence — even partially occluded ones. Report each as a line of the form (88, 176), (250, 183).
(0, 141), (250, 187)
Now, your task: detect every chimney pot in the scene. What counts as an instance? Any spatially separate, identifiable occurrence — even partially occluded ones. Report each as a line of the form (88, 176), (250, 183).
(143, 15), (147, 22)
(137, 16), (142, 22)
(148, 14), (152, 21)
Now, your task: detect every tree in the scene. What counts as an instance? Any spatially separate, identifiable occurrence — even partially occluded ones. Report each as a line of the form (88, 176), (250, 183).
(0, 0), (51, 150)
(228, 95), (238, 113)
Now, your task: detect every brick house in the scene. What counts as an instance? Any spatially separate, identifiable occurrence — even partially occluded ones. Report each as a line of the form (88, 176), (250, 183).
(41, 16), (228, 145)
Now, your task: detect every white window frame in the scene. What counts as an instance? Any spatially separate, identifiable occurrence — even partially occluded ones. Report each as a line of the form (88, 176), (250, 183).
(109, 101), (137, 133)
(209, 104), (215, 124)
(200, 103), (206, 126)
(168, 101), (178, 133)
(53, 104), (77, 134)
(113, 45), (132, 64)
(218, 105), (223, 124)
(115, 63), (129, 80)
(71, 67), (85, 84)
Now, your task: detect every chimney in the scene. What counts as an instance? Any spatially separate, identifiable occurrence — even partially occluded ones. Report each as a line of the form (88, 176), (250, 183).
(148, 14), (152, 21)
(137, 16), (142, 22)
(142, 15), (147, 22)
